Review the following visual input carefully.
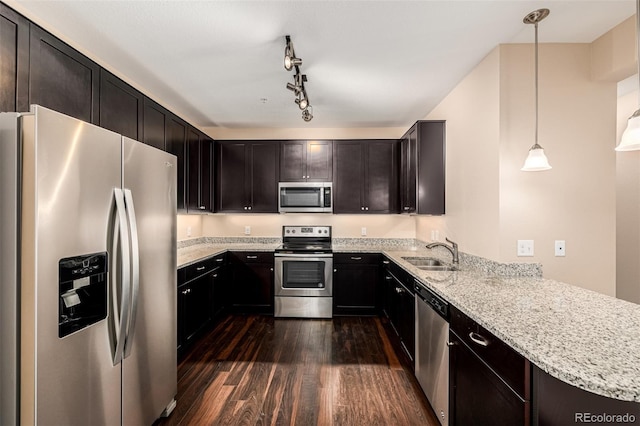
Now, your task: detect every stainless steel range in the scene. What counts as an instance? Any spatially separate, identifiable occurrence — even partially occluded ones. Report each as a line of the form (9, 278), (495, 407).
(274, 226), (333, 318)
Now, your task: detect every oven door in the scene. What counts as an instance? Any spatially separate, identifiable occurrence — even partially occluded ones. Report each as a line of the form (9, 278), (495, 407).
(274, 254), (333, 297)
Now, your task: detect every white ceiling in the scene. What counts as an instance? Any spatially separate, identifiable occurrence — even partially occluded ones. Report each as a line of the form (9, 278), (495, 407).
(8, 0), (635, 130)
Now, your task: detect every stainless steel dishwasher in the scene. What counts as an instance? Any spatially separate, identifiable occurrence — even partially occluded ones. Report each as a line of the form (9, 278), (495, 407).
(415, 280), (450, 426)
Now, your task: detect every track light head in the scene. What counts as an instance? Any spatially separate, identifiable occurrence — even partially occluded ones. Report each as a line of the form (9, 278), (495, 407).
(286, 82), (302, 95)
(284, 36), (302, 71)
(302, 106), (313, 122)
(295, 92), (308, 110)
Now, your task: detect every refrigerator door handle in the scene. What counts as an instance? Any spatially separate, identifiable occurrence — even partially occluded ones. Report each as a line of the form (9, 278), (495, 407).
(123, 188), (140, 359)
(112, 188), (132, 366)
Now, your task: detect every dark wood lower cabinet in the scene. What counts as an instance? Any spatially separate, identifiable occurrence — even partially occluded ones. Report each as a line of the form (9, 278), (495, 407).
(533, 366), (640, 426)
(229, 252), (274, 314)
(333, 253), (381, 316)
(381, 258), (415, 363)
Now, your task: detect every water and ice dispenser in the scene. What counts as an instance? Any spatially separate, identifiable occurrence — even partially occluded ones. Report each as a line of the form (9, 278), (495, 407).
(58, 252), (108, 338)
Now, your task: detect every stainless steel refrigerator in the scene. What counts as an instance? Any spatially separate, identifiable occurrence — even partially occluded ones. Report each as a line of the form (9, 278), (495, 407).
(0, 105), (177, 425)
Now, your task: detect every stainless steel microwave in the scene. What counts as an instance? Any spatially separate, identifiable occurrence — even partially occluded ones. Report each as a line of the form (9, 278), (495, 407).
(278, 182), (333, 213)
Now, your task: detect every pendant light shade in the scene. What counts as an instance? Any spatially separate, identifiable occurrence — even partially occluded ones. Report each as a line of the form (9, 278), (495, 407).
(616, 0), (640, 151)
(521, 9), (552, 172)
(617, 111), (640, 151)
(522, 144), (552, 171)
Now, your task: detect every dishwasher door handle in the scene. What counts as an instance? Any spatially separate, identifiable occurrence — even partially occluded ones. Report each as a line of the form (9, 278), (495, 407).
(469, 332), (490, 347)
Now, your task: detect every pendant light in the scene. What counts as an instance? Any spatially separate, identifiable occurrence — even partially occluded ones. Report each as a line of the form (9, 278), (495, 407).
(616, 0), (640, 151)
(521, 9), (552, 171)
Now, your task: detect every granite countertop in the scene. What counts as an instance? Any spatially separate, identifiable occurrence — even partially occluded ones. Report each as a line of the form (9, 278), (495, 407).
(383, 250), (640, 403)
(176, 239), (640, 402)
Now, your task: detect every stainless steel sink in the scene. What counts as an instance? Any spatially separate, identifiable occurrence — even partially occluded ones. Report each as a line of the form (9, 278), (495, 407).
(401, 257), (456, 271)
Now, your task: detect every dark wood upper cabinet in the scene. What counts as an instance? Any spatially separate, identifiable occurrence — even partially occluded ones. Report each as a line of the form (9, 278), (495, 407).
(166, 115), (187, 211)
(333, 140), (398, 214)
(401, 121), (445, 215)
(0, 4), (29, 112)
(99, 69), (143, 140)
(29, 25), (99, 124)
(142, 97), (167, 151)
(280, 140), (332, 182)
(216, 141), (279, 213)
(187, 127), (213, 213)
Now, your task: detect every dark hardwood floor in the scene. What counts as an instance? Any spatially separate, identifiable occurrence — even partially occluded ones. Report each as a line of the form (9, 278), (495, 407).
(157, 315), (439, 426)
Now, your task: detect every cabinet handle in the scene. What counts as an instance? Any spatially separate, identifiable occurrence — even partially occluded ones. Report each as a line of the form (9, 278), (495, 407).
(270, 268), (274, 271)
(306, 175), (310, 179)
(246, 255), (258, 259)
(446, 341), (457, 347)
(385, 276), (392, 280)
(248, 206), (252, 210)
(302, 175), (306, 179)
(404, 207), (410, 210)
(365, 207), (369, 211)
(361, 207), (365, 211)
(350, 257), (362, 260)
(244, 206), (248, 210)
(212, 274), (218, 278)
(395, 287), (403, 294)
(199, 206), (206, 210)
(468, 332), (489, 347)
(196, 266), (205, 271)
(181, 289), (191, 295)
(382, 260), (390, 265)
(333, 269), (337, 272)
(216, 258), (224, 262)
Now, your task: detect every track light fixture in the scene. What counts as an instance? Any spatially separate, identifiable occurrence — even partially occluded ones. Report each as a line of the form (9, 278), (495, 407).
(283, 35), (313, 122)
(284, 35), (302, 71)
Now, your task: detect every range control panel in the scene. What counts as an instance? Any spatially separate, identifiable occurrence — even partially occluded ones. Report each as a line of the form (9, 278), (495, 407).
(282, 226), (331, 237)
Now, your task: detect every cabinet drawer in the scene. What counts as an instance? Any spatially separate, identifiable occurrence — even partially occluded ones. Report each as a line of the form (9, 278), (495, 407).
(183, 256), (219, 282)
(231, 251), (273, 264)
(334, 253), (380, 265)
(451, 305), (530, 399)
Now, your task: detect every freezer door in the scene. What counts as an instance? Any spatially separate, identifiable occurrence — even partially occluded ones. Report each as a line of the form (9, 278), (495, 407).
(0, 113), (21, 426)
(122, 136), (177, 425)
(21, 106), (122, 425)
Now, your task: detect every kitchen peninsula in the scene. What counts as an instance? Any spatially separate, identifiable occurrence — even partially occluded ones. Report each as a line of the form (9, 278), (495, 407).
(177, 236), (640, 424)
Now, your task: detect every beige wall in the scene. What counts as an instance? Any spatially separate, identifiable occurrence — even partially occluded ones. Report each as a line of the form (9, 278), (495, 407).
(203, 126), (405, 140)
(416, 48), (501, 259)
(418, 43), (617, 296)
(200, 214), (416, 239)
(616, 87), (640, 303)
(498, 43), (616, 295)
(177, 214), (203, 240)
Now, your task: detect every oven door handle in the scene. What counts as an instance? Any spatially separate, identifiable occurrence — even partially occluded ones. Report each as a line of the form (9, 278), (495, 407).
(274, 253), (334, 258)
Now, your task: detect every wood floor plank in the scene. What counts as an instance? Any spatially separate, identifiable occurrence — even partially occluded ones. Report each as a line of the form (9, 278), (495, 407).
(155, 315), (439, 426)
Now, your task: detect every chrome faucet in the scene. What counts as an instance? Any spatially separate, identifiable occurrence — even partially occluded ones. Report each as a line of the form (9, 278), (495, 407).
(426, 238), (459, 266)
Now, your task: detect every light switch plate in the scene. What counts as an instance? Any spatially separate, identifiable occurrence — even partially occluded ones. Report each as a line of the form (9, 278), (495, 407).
(517, 240), (534, 257)
(244, 226), (251, 235)
(361, 227), (367, 236)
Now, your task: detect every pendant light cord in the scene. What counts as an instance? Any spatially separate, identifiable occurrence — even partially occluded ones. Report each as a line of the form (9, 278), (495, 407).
(535, 20), (539, 147)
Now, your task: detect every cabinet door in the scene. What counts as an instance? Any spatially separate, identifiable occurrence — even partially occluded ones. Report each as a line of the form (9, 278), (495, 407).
(450, 331), (528, 426)
(0, 4), (29, 112)
(29, 25), (99, 124)
(417, 121), (445, 215)
(230, 260), (274, 314)
(142, 97), (166, 151)
(166, 115), (187, 211)
(364, 140), (398, 213)
(217, 142), (248, 212)
(249, 142), (279, 212)
(306, 140), (332, 181)
(398, 284), (415, 361)
(333, 141), (364, 213)
(187, 129), (214, 213)
(99, 69), (143, 140)
(211, 265), (228, 320)
(400, 128), (417, 213)
(183, 277), (212, 345)
(280, 140), (306, 182)
(333, 261), (379, 316)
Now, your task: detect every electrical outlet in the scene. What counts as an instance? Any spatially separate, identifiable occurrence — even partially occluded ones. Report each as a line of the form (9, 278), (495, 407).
(361, 227), (367, 236)
(186, 226), (192, 237)
(517, 240), (534, 257)
(430, 230), (440, 241)
(555, 240), (566, 257)
(244, 226), (251, 235)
